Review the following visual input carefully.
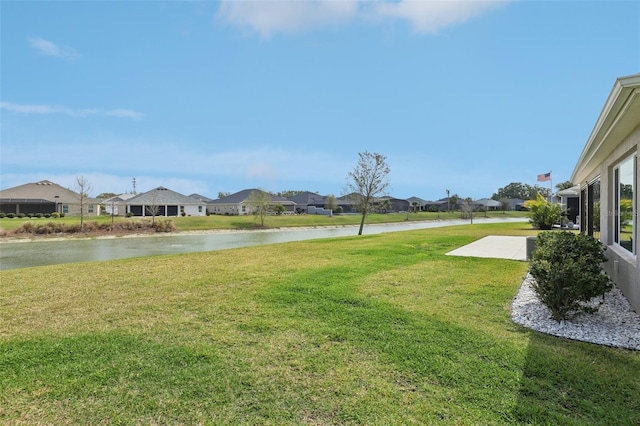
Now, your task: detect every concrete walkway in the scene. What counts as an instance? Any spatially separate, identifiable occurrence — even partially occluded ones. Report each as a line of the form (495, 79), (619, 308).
(446, 235), (528, 261)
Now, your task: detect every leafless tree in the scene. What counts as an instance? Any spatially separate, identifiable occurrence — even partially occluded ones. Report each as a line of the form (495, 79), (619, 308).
(145, 188), (161, 225)
(345, 151), (390, 235)
(75, 176), (92, 232)
(461, 197), (475, 224)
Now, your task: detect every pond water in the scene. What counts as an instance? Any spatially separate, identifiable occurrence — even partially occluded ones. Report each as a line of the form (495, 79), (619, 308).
(0, 218), (527, 270)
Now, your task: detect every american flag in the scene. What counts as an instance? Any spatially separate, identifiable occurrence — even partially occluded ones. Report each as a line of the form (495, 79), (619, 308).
(537, 172), (551, 182)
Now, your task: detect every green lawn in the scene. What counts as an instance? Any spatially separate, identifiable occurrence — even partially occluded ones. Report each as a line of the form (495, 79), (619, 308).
(1, 222), (638, 425)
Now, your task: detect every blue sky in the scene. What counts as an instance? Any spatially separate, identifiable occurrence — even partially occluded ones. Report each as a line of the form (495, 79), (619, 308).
(1, 1), (639, 200)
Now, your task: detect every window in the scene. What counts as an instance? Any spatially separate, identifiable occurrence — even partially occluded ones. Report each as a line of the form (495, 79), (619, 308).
(198, 206), (202, 213)
(62, 205), (69, 214)
(615, 155), (636, 254)
(88, 204), (94, 213)
(583, 178), (600, 239)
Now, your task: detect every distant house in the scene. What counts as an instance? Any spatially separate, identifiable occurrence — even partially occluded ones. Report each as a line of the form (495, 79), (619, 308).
(103, 193), (136, 216)
(287, 191), (328, 214)
(0, 179), (100, 217)
(123, 186), (207, 217)
(207, 189), (295, 215)
(189, 193), (215, 204)
(423, 199), (449, 212)
(509, 198), (527, 211)
(376, 196), (410, 213)
(407, 196), (429, 212)
(556, 185), (580, 224)
(474, 198), (502, 211)
(571, 73), (639, 313)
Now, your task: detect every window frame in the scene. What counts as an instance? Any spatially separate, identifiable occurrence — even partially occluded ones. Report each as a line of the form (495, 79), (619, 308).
(613, 153), (636, 255)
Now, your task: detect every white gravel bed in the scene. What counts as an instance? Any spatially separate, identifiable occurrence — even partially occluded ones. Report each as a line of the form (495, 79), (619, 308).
(512, 274), (640, 351)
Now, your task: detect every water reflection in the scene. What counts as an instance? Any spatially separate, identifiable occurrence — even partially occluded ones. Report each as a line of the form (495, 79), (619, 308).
(0, 218), (526, 270)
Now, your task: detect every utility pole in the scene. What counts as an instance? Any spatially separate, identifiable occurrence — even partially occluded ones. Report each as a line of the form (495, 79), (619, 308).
(446, 189), (450, 213)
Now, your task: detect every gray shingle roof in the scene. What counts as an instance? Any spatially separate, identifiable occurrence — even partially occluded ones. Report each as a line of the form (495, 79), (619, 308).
(208, 189), (292, 204)
(127, 187), (205, 205)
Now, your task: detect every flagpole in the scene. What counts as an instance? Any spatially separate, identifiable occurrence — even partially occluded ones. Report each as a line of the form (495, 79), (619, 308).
(550, 171), (553, 202)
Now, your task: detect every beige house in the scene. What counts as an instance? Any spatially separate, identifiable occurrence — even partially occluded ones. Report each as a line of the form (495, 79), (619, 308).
(208, 189), (295, 215)
(571, 74), (639, 313)
(0, 179), (100, 217)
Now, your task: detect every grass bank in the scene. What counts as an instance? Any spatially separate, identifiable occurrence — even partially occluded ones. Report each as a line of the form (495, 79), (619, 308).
(0, 210), (528, 234)
(1, 222), (638, 424)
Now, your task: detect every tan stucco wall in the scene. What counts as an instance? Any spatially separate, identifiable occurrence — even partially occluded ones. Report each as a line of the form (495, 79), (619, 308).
(588, 125), (640, 313)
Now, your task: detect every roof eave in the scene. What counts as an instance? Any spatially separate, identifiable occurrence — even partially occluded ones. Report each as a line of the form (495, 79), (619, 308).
(571, 74), (640, 185)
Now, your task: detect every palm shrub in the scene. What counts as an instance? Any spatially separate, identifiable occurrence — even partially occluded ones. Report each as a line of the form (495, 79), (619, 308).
(529, 231), (612, 321)
(524, 193), (563, 230)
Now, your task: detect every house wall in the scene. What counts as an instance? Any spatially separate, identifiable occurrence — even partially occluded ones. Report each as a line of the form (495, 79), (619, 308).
(208, 203), (246, 215)
(183, 204), (206, 216)
(584, 125), (639, 312)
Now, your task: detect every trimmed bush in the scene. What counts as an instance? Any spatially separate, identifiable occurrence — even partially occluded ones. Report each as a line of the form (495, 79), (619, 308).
(153, 220), (176, 233)
(529, 231), (612, 321)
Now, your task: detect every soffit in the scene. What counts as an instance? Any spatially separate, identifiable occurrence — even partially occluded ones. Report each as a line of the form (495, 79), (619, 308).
(572, 76), (640, 184)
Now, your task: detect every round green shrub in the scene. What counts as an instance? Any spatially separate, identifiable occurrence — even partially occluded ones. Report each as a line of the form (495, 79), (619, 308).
(529, 231), (612, 321)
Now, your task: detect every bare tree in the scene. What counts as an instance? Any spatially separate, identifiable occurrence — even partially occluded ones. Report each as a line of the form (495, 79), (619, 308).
(345, 151), (390, 235)
(145, 189), (161, 225)
(75, 176), (92, 232)
(246, 189), (273, 227)
(461, 197), (475, 224)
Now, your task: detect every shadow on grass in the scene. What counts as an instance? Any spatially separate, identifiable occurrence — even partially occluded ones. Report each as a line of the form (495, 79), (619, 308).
(263, 263), (640, 424)
(513, 331), (640, 425)
(263, 265), (525, 423)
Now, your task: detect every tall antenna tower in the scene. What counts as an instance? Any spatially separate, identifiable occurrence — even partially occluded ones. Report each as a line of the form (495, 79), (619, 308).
(132, 177), (137, 194)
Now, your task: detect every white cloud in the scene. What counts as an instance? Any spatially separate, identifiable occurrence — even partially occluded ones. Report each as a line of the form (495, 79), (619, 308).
(28, 37), (80, 61)
(0, 102), (145, 120)
(372, 0), (508, 34)
(218, 0), (358, 37)
(217, 0), (510, 37)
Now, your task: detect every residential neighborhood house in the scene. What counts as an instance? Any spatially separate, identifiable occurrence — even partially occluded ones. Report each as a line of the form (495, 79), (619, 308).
(121, 186), (207, 217)
(207, 189), (295, 215)
(572, 73), (639, 313)
(0, 180), (100, 217)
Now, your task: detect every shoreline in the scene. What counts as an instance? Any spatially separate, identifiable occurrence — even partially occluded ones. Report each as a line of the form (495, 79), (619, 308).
(0, 217), (529, 244)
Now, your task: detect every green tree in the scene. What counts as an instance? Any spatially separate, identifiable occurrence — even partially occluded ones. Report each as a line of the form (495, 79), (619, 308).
(277, 190), (304, 198)
(246, 189), (273, 227)
(493, 182), (550, 200)
(524, 194), (563, 230)
(345, 151), (390, 235)
(555, 181), (574, 191)
(324, 194), (338, 212)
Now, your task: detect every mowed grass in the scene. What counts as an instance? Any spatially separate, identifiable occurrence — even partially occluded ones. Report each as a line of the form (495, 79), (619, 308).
(1, 222), (638, 425)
